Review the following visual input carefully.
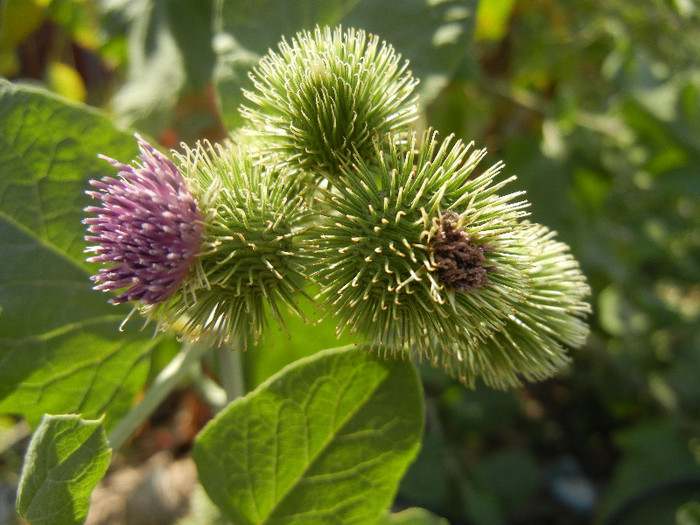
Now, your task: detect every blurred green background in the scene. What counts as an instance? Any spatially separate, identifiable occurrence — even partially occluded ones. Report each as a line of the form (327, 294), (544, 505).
(1, 0), (699, 524)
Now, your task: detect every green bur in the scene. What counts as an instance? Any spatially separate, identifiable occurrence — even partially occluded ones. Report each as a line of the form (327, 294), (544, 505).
(310, 130), (590, 387)
(242, 26), (419, 181)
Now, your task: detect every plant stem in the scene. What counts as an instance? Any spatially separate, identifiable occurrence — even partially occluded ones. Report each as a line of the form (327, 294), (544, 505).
(189, 362), (228, 412)
(218, 342), (245, 401)
(108, 341), (211, 451)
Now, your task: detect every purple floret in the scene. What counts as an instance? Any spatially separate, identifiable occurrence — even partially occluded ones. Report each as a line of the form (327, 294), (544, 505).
(84, 134), (203, 305)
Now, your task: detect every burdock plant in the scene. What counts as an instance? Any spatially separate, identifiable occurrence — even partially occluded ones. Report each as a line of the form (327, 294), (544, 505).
(20, 22), (596, 525)
(83, 24), (590, 388)
(84, 25), (590, 387)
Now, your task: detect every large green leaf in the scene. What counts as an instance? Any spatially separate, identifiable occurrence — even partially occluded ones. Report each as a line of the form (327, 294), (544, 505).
(193, 345), (424, 525)
(0, 79), (139, 267)
(213, 0), (477, 128)
(0, 80), (156, 430)
(16, 414), (112, 525)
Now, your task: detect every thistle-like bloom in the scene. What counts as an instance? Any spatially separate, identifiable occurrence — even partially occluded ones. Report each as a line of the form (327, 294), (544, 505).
(312, 130), (591, 387)
(242, 25), (419, 181)
(162, 141), (313, 345)
(84, 134), (203, 306)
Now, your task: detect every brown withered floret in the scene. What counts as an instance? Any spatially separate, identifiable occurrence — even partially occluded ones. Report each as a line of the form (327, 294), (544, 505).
(431, 212), (495, 291)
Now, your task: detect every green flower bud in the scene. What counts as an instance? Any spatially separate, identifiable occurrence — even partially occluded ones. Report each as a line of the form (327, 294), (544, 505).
(145, 141), (312, 345)
(242, 26), (419, 181)
(311, 130), (590, 387)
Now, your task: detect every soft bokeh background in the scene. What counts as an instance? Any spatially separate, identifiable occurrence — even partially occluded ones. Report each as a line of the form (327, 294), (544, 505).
(1, 1), (699, 524)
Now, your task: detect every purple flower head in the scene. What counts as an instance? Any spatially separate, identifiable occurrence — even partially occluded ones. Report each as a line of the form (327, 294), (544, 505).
(84, 134), (203, 305)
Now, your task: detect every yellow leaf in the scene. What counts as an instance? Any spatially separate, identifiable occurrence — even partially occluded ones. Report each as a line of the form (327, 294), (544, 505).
(475, 0), (517, 42)
(46, 61), (87, 102)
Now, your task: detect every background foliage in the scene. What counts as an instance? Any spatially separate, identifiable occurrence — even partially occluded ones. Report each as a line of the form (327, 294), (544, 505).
(1, 0), (699, 524)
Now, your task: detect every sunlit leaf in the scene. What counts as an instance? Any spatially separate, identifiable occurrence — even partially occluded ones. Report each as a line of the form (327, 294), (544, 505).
(47, 61), (87, 102)
(475, 0), (516, 41)
(677, 501), (700, 525)
(378, 507), (450, 525)
(0, 0), (45, 52)
(194, 345), (424, 525)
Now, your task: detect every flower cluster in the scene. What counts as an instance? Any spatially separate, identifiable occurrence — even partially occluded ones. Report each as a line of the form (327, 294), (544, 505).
(84, 26), (590, 387)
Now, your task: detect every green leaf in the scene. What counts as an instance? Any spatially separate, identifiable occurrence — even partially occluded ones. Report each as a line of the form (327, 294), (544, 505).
(213, 0), (478, 128)
(0, 0), (45, 53)
(474, 0), (516, 41)
(16, 414), (112, 525)
(0, 79), (139, 267)
(0, 80), (156, 430)
(193, 345), (424, 525)
(165, 0), (216, 91)
(341, 0), (479, 105)
(213, 0), (360, 129)
(45, 0), (100, 49)
(109, 0), (186, 133)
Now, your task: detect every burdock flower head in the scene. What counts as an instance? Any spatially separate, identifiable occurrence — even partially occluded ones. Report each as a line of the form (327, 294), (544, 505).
(242, 25), (419, 182)
(85, 135), (311, 345)
(311, 129), (591, 387)
(84, 134), (203, 307)
(163, 140), (313, 345)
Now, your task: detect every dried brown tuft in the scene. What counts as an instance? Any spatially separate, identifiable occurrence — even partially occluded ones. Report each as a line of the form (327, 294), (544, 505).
(431, 212), (495, 291)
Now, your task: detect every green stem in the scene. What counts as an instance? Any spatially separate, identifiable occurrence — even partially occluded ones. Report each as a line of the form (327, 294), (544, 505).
(108, 341), (211, 451)
(218, 342), (245, 401)
(189, 362), (228, 412)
